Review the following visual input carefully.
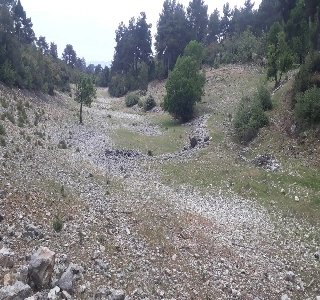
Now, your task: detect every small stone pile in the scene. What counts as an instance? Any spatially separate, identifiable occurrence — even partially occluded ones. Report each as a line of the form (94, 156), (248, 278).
(0, 246), (126, 300)
(252, 153), (281, 171)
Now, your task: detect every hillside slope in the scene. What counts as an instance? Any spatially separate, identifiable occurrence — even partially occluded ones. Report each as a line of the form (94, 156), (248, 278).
(0, 65), (319, 299)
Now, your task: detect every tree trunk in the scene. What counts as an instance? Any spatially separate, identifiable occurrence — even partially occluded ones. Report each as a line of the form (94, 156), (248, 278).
(79, 102), (83, 124)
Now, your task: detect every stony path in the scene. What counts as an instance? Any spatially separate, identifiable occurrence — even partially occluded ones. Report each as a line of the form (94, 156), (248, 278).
(0, 82), (319, 299)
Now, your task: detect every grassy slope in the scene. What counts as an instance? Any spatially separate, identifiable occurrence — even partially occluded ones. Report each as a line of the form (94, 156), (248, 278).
(111, 65), (320, 238)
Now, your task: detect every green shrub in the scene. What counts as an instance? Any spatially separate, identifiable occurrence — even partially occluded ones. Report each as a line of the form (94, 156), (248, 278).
(0, 98), (9, 108)
(295, 87), (320, 130)
(138, 99), (143, 108)
(53, 215), (63, 232)
(147, 150), (153, 156)
(17, 116), (24, 127)
(256, 84), (272, 111)
(0, 124), (6, 135)
(233, 96), (269, 144)
(16, 100), (23, 112)
(5, 112), (15, 124)
(0, 137), (6, 147)
(293, 51), (320, 95)
(143, 95), (156, 111)
(125, 93), (140, 107)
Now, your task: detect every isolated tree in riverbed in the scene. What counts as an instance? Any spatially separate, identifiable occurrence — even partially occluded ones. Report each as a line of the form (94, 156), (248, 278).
(75, 74), (96, 124)
(163, 41), (205, 122)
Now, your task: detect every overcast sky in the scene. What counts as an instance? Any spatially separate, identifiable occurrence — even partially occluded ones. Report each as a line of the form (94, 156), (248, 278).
(22, 0), (261, 64)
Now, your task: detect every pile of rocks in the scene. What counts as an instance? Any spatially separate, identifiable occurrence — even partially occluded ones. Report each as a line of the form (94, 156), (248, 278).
(252, 153), (281, 171)
(0, 246), (126, 300)
(184, 114), (211, 150)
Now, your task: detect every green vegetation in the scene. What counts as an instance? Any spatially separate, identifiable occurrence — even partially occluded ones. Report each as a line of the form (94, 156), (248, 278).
(74, 74), (97, 124)
(125, 93), (140, 107)
(0, 124), (6, 135)
(1, 112), (15, 124)
(0, 98), (9, 108)
(233, 83), (271, 144)
(53, 215), (63, 232)
(295, 87), (320, 130)
(163, 41), (205, 122)
(143, 95), (156, 111)
(0, 137), (6, 147)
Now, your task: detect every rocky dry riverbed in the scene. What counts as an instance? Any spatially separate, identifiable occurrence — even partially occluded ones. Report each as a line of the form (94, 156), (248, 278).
(0, 66), (320, 300)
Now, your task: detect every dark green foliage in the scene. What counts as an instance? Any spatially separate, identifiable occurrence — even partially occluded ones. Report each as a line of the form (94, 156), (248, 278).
(125, 93), (140, 107)
(74, 74), (97, 124)
(155, 0), (191, 74)
(147, 150), (153, 156)
(2, 112), (15, 124)
(0, 137), (6, 147)
(295, 87), (320, 130)
(267, 26), (293, 87)
(0, 124), (6, 135)
(138, 62), (149, 91)
(95, 66), (109, 87)
(62, 44), (77, 67)
(143, 95), (156, 111)
(293, 51), (320, 95)
(257, 83), (272, 110)
(53, 215), (63, 232)
(163, 52), (205, 122)
(184, 40), (204, 68)
(233, 84), (271, 144)
(0, 98), (9, 108)
(206, 9), (220, 45)
(108, 74), (124, 97)
(0, 60), (16, 87)
(187, 0), (208, 42)
(233, 96), (269, 144)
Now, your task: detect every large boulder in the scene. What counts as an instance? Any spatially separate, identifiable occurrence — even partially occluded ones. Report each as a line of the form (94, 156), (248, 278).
(0, 247), (14, 268)
(0, 281), (33, 299)
(28, 247), (55, 289)
(57, 264), (83, 294)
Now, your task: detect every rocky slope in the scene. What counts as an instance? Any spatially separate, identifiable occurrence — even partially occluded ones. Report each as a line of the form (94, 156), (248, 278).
(0, 66), (319, 300)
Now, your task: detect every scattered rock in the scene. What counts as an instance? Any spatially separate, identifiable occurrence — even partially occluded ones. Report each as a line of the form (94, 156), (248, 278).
(23, 222), (44, 239)
(281, 294), (291, 300)
(105, 149), (141, 158)
(57, 264), (83, 294)
(0, 247), (14, 268)
(0, 281), (33, 299)
(0, 211), (4, 221)
(295, 196), (299, 202)
(252, 154), (281, 171)
(28, 247), (56, 289)
(61, 290), (72, 299)
(110, 289), (126, 300)
(4, 273), (15, 286)
(314, 252), (320, 259)
(48, 286), (60, 300)
(285, 271), (295, 282)
(18, 266), (29, 283)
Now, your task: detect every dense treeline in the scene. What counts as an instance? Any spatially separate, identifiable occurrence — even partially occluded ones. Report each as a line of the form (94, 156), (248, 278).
(108, 0), (320, 133)
(0, 0), (109, 94)
(109, 0), (319, 97)
(1, 0), (320, 133)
